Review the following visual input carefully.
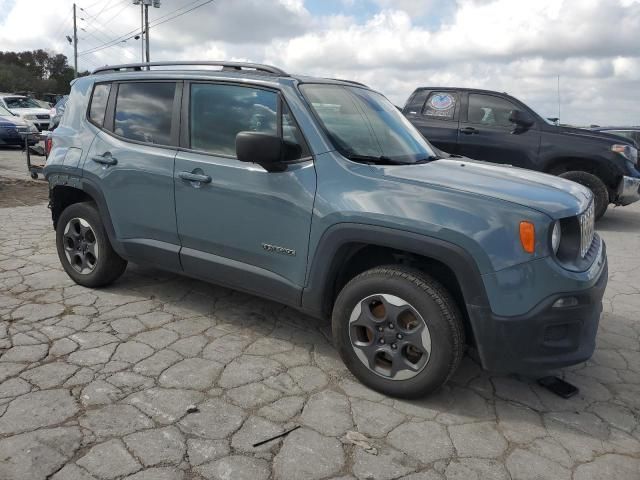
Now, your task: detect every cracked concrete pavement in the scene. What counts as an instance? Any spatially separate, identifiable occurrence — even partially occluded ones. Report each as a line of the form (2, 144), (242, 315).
(1, 149), (640, 479)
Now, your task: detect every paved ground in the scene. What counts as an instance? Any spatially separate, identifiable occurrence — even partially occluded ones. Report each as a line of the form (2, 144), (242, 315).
(1, 147), (640, 479)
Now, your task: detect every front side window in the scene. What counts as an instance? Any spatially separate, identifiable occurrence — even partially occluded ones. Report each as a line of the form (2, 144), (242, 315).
(114, 82), (175, 145)
(88, 83), (111, 127)
(190, 83), (278, 157)
(301, 84), (437, 164)
(468, 94), (518, 127)
(423, 92), (457, 120)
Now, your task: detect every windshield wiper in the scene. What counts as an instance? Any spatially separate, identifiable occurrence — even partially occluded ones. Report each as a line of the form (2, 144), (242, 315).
(345, 154), (404, 165)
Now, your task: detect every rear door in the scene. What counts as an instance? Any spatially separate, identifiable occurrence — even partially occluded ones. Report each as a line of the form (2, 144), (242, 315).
(83, 80), (182, 270)
(403, 90), (460, 154)
(173, 82), (316, 304)
(457, 92), (541, 169)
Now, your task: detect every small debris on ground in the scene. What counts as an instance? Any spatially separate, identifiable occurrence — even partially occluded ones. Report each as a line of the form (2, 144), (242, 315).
(341, 430), (378, 455)
(253, 424), (301, 448)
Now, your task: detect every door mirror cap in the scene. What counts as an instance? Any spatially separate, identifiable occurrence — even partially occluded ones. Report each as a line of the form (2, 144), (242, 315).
(509, 110), (535, 129)
(236, 132), (286, 172)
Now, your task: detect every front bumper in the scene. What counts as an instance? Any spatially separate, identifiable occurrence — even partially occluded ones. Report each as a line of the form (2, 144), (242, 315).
(467, 244), (608, 374)
(616, 175), (640, 206)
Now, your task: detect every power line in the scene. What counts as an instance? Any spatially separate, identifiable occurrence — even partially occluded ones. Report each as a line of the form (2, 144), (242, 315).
(78, 0), (215, 57)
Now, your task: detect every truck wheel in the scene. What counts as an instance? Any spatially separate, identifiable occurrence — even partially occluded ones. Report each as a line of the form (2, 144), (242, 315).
(56, 202), (127, 288)
(332, 266), (465, 398)
(559, 171), (609, 220)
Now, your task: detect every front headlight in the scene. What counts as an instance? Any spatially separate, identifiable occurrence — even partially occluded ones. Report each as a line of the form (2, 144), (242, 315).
(551, 221), (561, 254)
(612, 144), (638, 164)
(23, 114), (37, 120)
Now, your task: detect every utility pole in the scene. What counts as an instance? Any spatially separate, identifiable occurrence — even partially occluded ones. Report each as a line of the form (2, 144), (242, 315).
(133, 0), (160, 66)
(145, 3), (150, 64)
(73, 3), (78, 77)
(557, 75), (561, 124)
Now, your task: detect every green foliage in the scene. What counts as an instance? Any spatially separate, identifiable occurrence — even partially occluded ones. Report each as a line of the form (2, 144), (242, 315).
(0, 50), (88, 95)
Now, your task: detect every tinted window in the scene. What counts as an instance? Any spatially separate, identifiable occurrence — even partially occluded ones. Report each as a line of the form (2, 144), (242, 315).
(190, 84), (277, 156)
(301, 84), (437, 163)
(114, 82), (175, 145)
(89, 84), (111, 126)
(423, 92), (457, 120)
(282, 102), (309, 159)
(468, 94), (518, 127)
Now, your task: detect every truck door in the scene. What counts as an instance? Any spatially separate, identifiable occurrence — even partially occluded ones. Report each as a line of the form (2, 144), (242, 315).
(457, 92), (540, 169)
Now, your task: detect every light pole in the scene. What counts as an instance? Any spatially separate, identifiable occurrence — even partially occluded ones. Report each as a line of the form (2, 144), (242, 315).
(132, 0), (161, 65)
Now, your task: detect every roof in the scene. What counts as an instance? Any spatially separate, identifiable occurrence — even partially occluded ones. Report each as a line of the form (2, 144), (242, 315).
(413, 86), (511, 96)
(89, 61), (371, 89)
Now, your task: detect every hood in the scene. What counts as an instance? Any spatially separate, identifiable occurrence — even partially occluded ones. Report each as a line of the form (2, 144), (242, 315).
(556, 125), (634, 145)
(381, 158), (592, 219)
(10, 107), (51, 116)
(0, 114), (30, 127)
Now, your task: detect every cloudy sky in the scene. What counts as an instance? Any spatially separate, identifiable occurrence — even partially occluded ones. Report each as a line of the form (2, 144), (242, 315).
(1, 0), (639, 125)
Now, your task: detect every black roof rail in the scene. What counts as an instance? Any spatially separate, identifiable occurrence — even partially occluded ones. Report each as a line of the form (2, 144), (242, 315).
(92, 61), (288, 76)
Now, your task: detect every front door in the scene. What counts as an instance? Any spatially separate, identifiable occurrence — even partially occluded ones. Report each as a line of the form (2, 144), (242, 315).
(83, 81), (181, 270)
(174, 82), (316, 304)
(457, 93), (541, 169)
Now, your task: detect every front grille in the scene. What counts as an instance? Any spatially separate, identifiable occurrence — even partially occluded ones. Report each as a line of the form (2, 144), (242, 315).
(36, 114), (49, 120)
(579, 201), (595, 258)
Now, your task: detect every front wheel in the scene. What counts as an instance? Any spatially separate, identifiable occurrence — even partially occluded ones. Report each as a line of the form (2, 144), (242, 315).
(56, 202), (127, 288)
(332, 266), (465, 398)
(559, 171), (609, 220)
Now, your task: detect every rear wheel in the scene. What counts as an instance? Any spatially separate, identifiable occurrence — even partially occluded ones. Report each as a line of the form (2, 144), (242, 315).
(332, 266), (465, 398)
(56, 202), (127, 287)
(559, 171), (609, 220)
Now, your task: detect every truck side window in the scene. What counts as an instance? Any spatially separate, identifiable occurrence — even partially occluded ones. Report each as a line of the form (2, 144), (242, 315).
(88, 83), (111, 127)
(190, 83), (277, 157)
(114, 82), (176, 145)
(422, 92), (457, 120)
(468, 94), (518, 127)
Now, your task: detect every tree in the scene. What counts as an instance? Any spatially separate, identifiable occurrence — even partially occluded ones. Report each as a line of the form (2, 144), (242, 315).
(0, 50), (82, 96)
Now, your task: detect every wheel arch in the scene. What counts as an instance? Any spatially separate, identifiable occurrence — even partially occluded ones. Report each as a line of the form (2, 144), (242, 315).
(49, 179), (124, 258)
(301, 224), (490, 345)
(543, 156), (619, 191)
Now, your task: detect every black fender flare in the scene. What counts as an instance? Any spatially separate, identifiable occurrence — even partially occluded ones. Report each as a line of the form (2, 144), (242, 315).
(301, 223), (490, 318)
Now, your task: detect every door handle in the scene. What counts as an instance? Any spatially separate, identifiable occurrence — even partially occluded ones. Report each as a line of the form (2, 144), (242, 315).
(459, 127), (479, 135)
(178, 171), (212, 184)
(91, 152), (117, 166)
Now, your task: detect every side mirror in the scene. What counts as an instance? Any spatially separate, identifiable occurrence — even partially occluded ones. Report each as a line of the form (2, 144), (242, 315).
(509, 110), (534, 132)
(236, 132), (286, 172)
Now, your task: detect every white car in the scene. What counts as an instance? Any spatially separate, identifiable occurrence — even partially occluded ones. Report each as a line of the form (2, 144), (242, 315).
(0, 94), (51, 130)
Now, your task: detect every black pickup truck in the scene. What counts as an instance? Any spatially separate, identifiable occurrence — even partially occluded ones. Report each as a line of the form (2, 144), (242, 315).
(403, 87), (640, 219)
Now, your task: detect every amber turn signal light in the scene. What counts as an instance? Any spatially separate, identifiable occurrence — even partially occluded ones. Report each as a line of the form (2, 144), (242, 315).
(519, 221), (535, 253)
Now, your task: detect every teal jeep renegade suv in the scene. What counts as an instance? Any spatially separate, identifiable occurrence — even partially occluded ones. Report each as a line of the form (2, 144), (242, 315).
(44, 61), (608, 398)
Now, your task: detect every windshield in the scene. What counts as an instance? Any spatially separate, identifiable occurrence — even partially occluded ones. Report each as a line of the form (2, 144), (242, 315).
(0, 103), (15, 117)
(300, 84), (438, 164)
(4, 96), (41, 109)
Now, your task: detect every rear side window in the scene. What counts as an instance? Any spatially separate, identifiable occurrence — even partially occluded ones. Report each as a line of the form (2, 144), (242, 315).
(423, 92), (457, 120)
(114, 82), (176, 145)
(88, 83), (111, 127)
(189, 83), (278, 157)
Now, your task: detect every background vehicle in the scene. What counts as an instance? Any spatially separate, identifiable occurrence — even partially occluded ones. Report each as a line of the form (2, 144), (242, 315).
(590, 126), (640, 147)
(0, 94), (52, 130)
(45, 62), (607, 398)
(403, 88), (640, 219)
(48, 95), (68, 131)
(0, 102), (39, 146)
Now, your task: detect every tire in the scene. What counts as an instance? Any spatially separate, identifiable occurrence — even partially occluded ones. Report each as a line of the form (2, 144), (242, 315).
(56, 202), (127, 288)
(559, 171), (609, 220)
(332, 265), (465, 398)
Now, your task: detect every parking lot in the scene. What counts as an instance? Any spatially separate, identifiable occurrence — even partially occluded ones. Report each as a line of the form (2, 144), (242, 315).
(0, 147), (639, 480)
